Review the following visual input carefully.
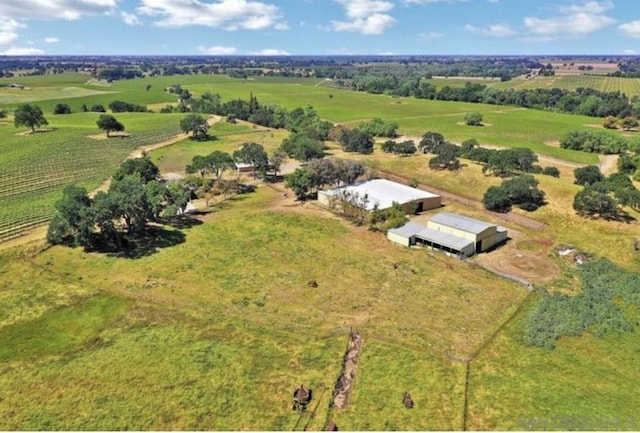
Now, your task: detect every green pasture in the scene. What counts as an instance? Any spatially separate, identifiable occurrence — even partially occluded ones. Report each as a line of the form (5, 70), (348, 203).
(467, 298), (640, 430)
(152, 120), (288, 174)
(1, 72), (640, 430)
(0, 186), (528, 429)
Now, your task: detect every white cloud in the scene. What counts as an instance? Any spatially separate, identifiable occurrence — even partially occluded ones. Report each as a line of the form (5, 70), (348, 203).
(622, 49), (637, 55)
(334, 0), (393, 19)
(619, 20), (640, 38)
(404, 0), (469, 4)
(137, 0), (287, 30)
(44, 36), (59, 43)
(330, 0), (396, 35)
(0, 0), (119, 21)
(331, 13), (396, 35)
(418, 31), (444, 41)
(1, 46), (44, 55)
(0, 18), (22, 45)
(465, 23), (516, 37)
(196, 45), (238, 55)
(121, 12), (142, 26)
(250, 48), (290, 55)
(523, 0), (616, 37)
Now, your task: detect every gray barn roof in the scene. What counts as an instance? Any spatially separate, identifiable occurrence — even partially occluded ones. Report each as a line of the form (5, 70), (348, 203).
(388, 222), (428, 238)
(429, 212), (494, 235)
(415, 227), (474, 251)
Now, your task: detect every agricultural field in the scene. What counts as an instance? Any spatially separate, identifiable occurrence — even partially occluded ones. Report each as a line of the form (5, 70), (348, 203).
(488, 75), (640, 96)
(0, 112), (185, 242)
(1, 72), (640, 430)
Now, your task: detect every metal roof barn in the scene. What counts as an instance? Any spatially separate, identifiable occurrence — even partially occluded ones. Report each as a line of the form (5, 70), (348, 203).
(318, 179), (440, 212)
(429, 212), (494, 235)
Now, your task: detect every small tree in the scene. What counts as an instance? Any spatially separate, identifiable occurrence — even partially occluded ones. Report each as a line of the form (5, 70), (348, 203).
(574, 165), (604, 186)
(96, 114), (124, 137)
(573, 186), (619, 219)
(603, 116), (618, 129)
(620, 116), (639, 131)
(233, 142), (268, 179)
(14, 104), (48, 132)
(418, 131), (445, 154)
(392, 140), (417, 156)
(180, 114), (209, 139)
(464, 112), (483, 126)
(53, 103), (72, 115)
(286, 167), (312, 200)
(542, 166), (561, 178)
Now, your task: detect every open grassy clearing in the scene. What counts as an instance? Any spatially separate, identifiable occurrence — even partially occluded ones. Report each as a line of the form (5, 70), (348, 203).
(466, 298), (640, 430)
(0, 86), (114, 104)
(0, 185), (528, 429)
(0, 295), (345, 430)
(152, 120), (288, 174)
(333, 341), (466, 430)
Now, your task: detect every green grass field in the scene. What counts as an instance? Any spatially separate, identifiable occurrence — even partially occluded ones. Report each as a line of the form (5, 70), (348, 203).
(0, 187), (529, 429)
(1, 72), (640, 430)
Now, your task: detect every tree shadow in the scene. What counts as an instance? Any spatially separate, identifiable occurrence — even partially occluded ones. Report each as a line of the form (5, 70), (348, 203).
(106, 226), (187, 259)
(160, 215), (204, 229)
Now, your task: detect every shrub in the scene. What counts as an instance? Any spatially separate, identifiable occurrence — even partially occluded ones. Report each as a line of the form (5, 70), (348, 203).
(464, 111), (483, 126)
(542, 166), (561, 177)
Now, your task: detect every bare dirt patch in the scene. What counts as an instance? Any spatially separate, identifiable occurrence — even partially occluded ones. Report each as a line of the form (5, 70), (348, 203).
(543, 140), (561, 148)
(87, 132), (131, 140)
(598, 154), (619, 176)
(475, 231), (560, 284)
(455, 122), (493, 127)
(15, 127), (57, 136)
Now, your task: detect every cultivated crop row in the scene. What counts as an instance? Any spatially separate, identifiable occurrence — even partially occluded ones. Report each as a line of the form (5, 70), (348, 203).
(0, 122), (183, 243)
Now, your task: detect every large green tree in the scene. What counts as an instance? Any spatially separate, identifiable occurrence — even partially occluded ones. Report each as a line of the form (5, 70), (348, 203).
(108, 174), (151, 234)
(14, 104), (48, 132)
(286, 167), (312, 200)
(180, 113), (209, 139)
(233, 142), (268, 179)
(574, 165), (604, 186)
(114, 156), (159, 184)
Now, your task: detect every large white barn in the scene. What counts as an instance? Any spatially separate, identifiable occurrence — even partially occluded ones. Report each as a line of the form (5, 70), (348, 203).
(387, 212), (508, 256)
(318, 179), (441, 213)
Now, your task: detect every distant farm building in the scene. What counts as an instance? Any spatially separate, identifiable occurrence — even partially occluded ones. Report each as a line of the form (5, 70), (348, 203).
(318, 179), (441, 213)
(234, 162), (254, 173)
(388, 212), (507, 257)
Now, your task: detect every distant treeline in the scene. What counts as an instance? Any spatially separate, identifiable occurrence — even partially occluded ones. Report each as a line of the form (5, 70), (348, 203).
(344, 79), (634, 118)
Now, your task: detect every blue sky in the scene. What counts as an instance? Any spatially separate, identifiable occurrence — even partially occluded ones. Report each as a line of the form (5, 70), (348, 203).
(1, 0), (640, 56)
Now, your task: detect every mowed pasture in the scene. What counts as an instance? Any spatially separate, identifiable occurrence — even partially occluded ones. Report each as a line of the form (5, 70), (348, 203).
(0, 186), (527, 430)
